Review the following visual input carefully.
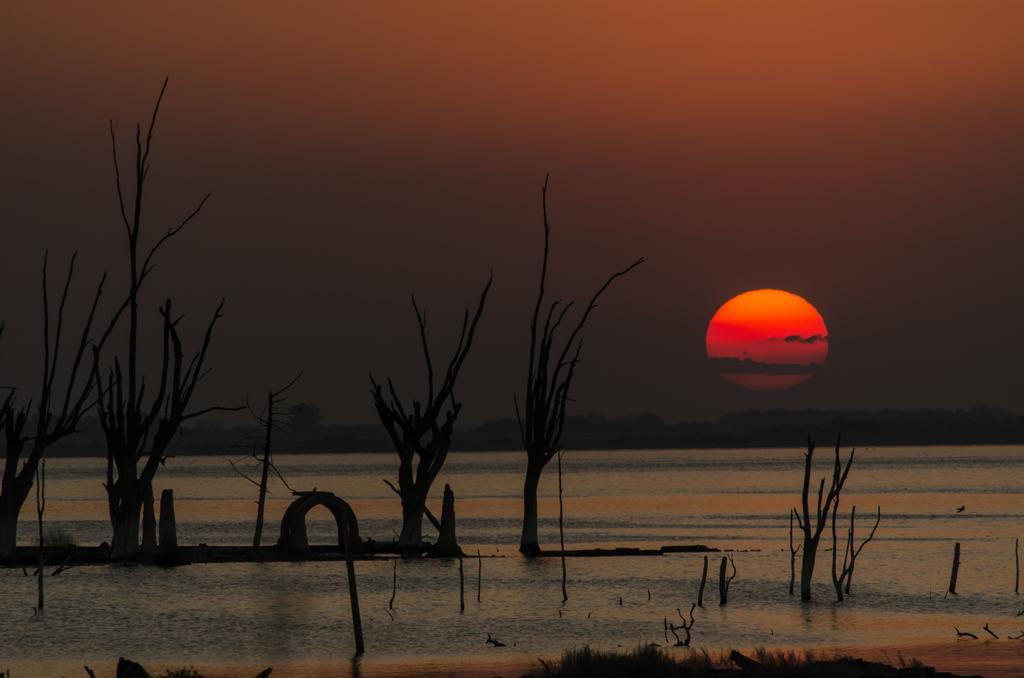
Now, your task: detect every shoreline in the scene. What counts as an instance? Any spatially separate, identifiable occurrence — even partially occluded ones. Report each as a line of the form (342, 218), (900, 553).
(0, 543), (724, 568)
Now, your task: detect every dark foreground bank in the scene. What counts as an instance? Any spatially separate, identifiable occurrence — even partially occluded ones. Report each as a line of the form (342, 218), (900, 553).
(79, 647), (979, 678)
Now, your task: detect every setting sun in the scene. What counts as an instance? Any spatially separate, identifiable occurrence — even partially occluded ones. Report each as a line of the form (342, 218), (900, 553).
(706, 289), (828, 390)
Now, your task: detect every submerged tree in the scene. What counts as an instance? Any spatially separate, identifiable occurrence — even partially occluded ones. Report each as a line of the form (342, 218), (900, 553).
(371, 276), (492, 555)
(516, 175), (643, 556)
(793, 437), (854, 601)
(94, 78), (234, 558)
(831, 503), (881, 602)
(0, 254), (111, 559)
(228, 373), (301, 548)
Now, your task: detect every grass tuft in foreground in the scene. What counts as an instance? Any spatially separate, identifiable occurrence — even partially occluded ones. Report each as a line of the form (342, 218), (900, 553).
(538, 644), (972, 678)
(552, 644), (712, 678)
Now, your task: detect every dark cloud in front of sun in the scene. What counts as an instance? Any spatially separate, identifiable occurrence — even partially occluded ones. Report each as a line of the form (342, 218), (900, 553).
(782, 334), (829, 345)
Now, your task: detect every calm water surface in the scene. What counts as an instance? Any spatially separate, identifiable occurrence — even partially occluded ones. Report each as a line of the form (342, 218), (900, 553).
(2, 447), (1023, 676)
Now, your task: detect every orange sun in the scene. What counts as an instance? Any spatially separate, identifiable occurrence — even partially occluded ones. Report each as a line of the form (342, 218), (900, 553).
(706, 289), (828, 390)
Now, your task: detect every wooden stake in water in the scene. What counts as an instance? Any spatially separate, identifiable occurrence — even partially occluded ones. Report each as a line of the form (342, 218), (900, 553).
(459, 557), (465, 613)
(948, 541), (961, 595)
(36, 460), (46, 611)
(697, 555), (708, 607)
(389, 558), (397, 610)
(340, 519), (364, 655)
(1015, 537), (1019, 595)
(477, 549), (482, 603)
(558, 449), (568, 603)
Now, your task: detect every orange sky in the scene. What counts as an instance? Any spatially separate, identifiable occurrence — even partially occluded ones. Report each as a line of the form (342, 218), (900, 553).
(2, 2), (1024, 420)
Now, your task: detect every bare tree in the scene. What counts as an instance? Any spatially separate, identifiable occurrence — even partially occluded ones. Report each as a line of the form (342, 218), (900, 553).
(718, 555), (737, 605)
(666, 604), (697, 647)
(831, 504), (881, 602)
(516, 175), (643, 556)
(94, 78), (236, 558)
(229, 373), (302, 548)
(788, 508), (801, 596)
(371, 276), (492, 555)
(1, 253), (110, 559)
(792, 437), (854, 601)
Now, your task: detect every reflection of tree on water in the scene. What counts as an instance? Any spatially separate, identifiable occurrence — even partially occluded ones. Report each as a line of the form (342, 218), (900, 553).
(252, 564), (303, 661)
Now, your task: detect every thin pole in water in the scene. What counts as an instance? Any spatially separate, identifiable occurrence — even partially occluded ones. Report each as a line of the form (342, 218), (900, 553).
(1015, 537), (1019, 595)
(36, 460), (46, 611)
(389, 558), (397, 610)
(558, 449), (568, 603)
(459, 557), (465, 613)
(341, 519), (364, 655)
(948, 541), (961, 596)
(698, 555), (708, 607)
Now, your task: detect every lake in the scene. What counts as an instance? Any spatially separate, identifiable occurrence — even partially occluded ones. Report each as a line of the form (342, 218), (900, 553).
(2, 446), (1023, 676)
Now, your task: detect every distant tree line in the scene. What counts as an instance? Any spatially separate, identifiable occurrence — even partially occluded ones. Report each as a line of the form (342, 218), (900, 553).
(37, 405), (1024, 458)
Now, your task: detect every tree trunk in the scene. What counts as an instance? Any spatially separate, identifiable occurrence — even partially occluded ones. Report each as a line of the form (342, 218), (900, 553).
(433, 484), (463, 557)
(398, 499), (425, 555)
(800, 540), (817, 601)
(0, 473), (34, 560)
(519, 460), (543, 556)
(832, 557), (845, 602)
(0, 504), (18, 560)
(159, 489), (178, 556)
(141, 482), (157, 554)
(253, 389), (273, 548)
(110, 485), (142, 559)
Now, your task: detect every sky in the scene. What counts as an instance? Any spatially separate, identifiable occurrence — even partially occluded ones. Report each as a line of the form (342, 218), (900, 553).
(1, 2), (1023, 425)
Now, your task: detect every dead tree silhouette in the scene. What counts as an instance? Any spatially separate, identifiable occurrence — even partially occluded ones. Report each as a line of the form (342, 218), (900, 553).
(94, 78), (239, 559)
(370, 275), (492, 555)
(228, 372), (302, 548)
(793, 437), (854, 601)
(516, 175), (643, 556)
(0, 253), (113, 559)
(788, 508), (802, 596)
(831, 504), (881, 601)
